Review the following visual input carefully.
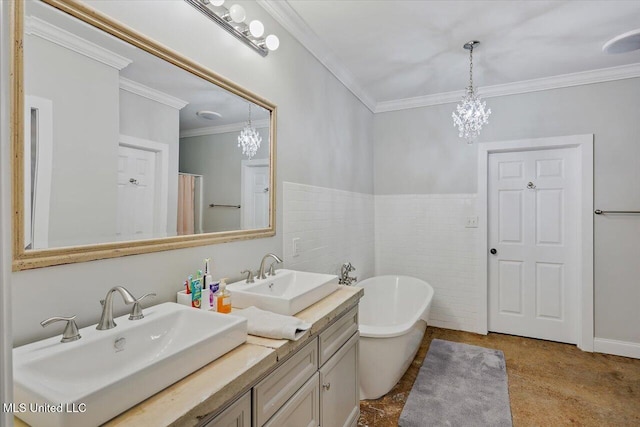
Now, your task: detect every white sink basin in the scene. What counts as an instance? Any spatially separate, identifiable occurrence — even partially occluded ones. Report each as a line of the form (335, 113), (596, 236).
(13, 302), (247, 427)
(228, 269), (339, 315)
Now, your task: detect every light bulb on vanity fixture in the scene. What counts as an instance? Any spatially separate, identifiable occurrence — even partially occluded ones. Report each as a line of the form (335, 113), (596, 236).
(228, 4), (246, 23)
(187, 0), (281, 56)
(264, 34), (279, 51)
(249, 20), (264, 38)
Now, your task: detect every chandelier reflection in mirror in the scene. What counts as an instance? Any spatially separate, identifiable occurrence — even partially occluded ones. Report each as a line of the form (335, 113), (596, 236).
(452, 41), (491, 143)
(238, 104), (262, 159)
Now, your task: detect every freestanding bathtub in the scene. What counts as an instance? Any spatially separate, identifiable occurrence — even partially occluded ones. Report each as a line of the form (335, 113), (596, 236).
(357, 275), (434, 400)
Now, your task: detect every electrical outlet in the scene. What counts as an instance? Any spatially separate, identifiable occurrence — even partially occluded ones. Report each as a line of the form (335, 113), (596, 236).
(465, 216), (479, 228)
(292, 237), (300, 257)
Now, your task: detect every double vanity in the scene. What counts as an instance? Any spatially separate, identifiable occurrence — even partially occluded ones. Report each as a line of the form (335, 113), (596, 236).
(10, 1), (362, 425)
(14, 271), (363, 427)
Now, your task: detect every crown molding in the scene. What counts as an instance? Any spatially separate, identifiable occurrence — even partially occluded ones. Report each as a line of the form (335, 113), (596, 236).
(25, 15), (132, 70)
(179, 119), (270, 138)
(375, 63), (640, 113)
(119, 77), (189, 110)
(255, 2), (640, 115)
(256, 0), (376, 112)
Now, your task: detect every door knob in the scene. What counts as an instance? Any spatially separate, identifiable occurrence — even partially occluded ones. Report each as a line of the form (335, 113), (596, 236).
(490, 248), (497, 255)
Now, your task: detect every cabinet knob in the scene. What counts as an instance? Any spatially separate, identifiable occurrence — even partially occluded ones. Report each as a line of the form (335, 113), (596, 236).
(322, 382), (331, 391)
(490, 248), (497, 255)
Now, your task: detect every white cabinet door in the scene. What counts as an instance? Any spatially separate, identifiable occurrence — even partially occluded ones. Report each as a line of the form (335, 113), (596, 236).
(264, 373), (319, 427)
(204, 390), (251, 427)
(319, 332), (359, 427)
(488, 148), (578, 343)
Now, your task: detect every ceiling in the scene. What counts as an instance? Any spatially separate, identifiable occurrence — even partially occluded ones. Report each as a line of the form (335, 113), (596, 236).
(261, 0), (640, 112)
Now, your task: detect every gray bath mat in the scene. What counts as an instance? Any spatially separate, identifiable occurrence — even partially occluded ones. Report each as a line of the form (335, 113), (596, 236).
(399, 339), (512, 427)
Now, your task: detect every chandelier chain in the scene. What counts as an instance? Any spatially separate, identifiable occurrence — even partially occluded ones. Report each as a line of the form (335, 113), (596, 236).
(469, 45), (474, 88)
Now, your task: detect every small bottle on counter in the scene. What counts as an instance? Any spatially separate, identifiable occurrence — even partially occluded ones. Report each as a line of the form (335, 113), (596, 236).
(215, 278), (232, 314)
(210, 280), (220, 312)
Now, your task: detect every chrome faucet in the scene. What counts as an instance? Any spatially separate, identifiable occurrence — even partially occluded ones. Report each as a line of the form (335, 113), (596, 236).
(258, 253), (283, 280)
(96, 286), (136, 330)
(339, 262), (357, 286)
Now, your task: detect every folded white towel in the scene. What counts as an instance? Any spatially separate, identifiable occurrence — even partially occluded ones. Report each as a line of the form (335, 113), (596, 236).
(234, 306), (312, 340)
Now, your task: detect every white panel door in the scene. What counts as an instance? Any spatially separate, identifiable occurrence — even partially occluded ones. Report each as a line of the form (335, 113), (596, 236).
(117, 145), (156, 240)
(242, 163), (269, 229)
(488, 148), (577, 343)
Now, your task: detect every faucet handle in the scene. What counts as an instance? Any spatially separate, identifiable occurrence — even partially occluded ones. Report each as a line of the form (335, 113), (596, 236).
(129, 293), (156, 320)
(41, 315), (81, 343)
(267, 261), (281, 276)
(241, 269), (255, 283)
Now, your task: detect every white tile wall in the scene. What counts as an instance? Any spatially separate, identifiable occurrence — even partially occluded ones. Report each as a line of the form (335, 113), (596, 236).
(283, 182), (375, 280)
(283, 184), (479, 333)
(375, 194), (480, 333)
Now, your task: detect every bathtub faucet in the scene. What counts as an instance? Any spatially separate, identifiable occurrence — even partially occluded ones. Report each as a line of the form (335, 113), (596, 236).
(339, 262), (357, 285)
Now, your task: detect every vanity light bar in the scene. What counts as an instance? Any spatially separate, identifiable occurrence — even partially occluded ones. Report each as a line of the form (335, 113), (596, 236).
(185, 0), (278, 57)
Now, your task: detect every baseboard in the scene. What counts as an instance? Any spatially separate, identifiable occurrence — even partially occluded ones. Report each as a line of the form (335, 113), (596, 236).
(428, 319), (477, 334)
(593, 337), (640, 359)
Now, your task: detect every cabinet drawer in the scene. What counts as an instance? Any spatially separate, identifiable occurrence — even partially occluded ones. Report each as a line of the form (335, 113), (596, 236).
(204, 390), (251, 427)
(253, 337), (318, 426)
(264, 372), (319, 427)
(318, 306), (358, 366)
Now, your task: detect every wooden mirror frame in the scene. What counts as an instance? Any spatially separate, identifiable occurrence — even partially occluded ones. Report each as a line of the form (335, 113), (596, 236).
(10, 0), (277, 271)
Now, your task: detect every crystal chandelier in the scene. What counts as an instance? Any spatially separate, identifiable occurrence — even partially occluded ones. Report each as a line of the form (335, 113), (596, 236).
(238, 104), (262, 159)
(452, 41), (491, 143)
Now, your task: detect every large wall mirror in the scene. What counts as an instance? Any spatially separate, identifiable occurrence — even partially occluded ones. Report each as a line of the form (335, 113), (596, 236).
(11, 0), (276, 271)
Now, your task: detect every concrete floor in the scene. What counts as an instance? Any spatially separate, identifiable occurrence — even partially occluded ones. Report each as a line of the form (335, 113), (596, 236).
(359, 327), (640, 426)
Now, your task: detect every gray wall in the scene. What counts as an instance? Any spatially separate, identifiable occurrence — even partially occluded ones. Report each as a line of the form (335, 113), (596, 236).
(374, 78), (640, 344)
(180, 127), (269, 232)
(120, 89), (180, 236)
(8, 0), (374, 346)
(25, 35), (119, 247)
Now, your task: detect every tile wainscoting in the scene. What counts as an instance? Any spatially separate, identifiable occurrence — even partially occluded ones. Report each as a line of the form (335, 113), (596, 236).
(283, 183), (480, 334)
(375, 194), (479, 333)
(283, 182), (375, 280)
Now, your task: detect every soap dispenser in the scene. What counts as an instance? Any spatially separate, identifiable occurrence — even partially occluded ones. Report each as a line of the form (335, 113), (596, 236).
(215, 278), (232, 314)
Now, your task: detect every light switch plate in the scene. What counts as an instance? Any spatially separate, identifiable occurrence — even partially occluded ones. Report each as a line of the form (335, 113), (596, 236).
(292, 237), (300, 257)
(465, 216), (479, 228)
